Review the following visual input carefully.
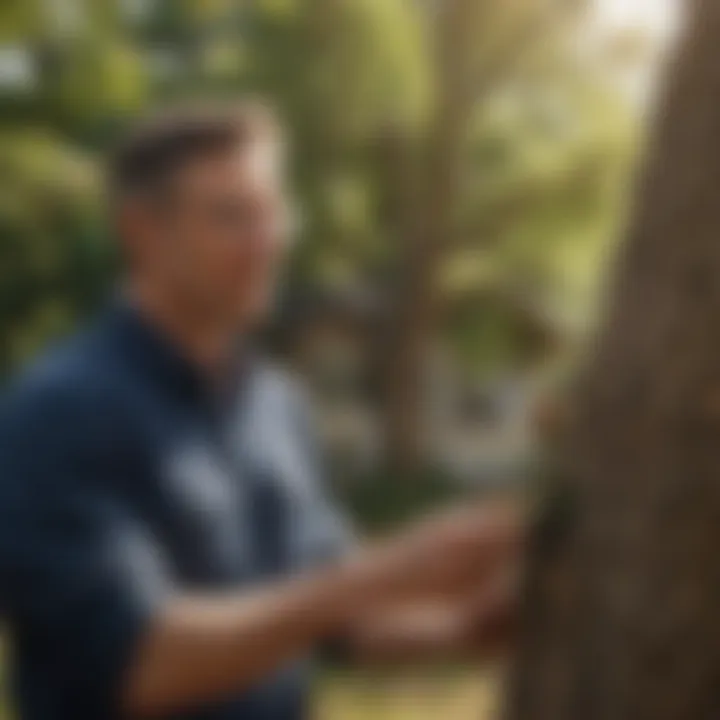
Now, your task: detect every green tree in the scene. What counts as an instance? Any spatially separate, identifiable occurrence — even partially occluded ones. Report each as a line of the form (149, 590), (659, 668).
(0, 0), (635, 473)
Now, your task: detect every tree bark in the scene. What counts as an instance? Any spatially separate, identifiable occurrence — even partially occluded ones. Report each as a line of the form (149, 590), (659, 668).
(506, 2), (720, 719)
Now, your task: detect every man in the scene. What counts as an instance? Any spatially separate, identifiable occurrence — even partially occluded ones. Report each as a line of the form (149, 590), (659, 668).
(0, 102), (521, 720)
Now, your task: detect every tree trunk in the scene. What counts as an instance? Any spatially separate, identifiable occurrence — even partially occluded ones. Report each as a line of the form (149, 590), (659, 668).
(506, 2), (720, 719)
(383, 0), (479, 478)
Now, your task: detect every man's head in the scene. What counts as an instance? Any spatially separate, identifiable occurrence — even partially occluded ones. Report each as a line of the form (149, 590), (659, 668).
(110, 101), (290, 330)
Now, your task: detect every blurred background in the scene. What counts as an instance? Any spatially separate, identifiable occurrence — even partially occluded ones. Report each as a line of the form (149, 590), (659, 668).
(0, 0), (680, 717)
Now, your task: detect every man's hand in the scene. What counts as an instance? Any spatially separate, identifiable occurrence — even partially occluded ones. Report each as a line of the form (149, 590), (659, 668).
(461, 565), (520, 661)
(336, 500), (523, 667)
(346, 499), (523, 608)
(345, 547), (522, 667)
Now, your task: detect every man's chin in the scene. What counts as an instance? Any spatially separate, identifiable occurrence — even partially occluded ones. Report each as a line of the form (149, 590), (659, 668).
(230, 298), (272, 332)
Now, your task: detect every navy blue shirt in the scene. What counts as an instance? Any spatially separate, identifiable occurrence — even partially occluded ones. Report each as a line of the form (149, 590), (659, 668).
(0, 303), (352, 720)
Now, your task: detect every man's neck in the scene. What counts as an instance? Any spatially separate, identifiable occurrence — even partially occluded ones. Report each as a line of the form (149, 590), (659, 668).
(126, 280), (241, 381)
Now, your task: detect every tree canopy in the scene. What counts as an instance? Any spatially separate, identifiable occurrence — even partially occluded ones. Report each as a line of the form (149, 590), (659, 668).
(0, 0), (641, 401)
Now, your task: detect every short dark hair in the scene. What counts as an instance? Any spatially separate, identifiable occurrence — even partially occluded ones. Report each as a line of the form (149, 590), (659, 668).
(108, 100), (280, 204)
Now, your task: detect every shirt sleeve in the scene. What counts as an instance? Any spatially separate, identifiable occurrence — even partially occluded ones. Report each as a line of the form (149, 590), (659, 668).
(0, 383), (171, 718)
(287, 381), (356, 566)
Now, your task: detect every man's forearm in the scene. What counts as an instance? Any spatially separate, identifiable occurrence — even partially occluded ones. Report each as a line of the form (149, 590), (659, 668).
(123, 562), (365, 717)
(122, 502), (521, 717)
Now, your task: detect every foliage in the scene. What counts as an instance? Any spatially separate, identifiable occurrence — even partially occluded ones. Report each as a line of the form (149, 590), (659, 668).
(0, 0), (637, 380)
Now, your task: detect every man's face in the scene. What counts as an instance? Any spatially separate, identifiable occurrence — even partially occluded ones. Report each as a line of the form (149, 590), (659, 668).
(129, 141), (290, 328)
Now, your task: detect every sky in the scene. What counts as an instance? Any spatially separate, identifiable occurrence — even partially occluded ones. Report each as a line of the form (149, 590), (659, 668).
(594, 0), (682, 43)
(590, 0), (683, 108)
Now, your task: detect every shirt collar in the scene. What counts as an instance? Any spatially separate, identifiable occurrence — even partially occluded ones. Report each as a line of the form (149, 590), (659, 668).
(106, 298), (253, 408)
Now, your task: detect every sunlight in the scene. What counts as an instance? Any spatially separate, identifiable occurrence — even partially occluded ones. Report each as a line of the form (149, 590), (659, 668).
(594, 0), (681, 42)
(587, 0), (683, 110)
